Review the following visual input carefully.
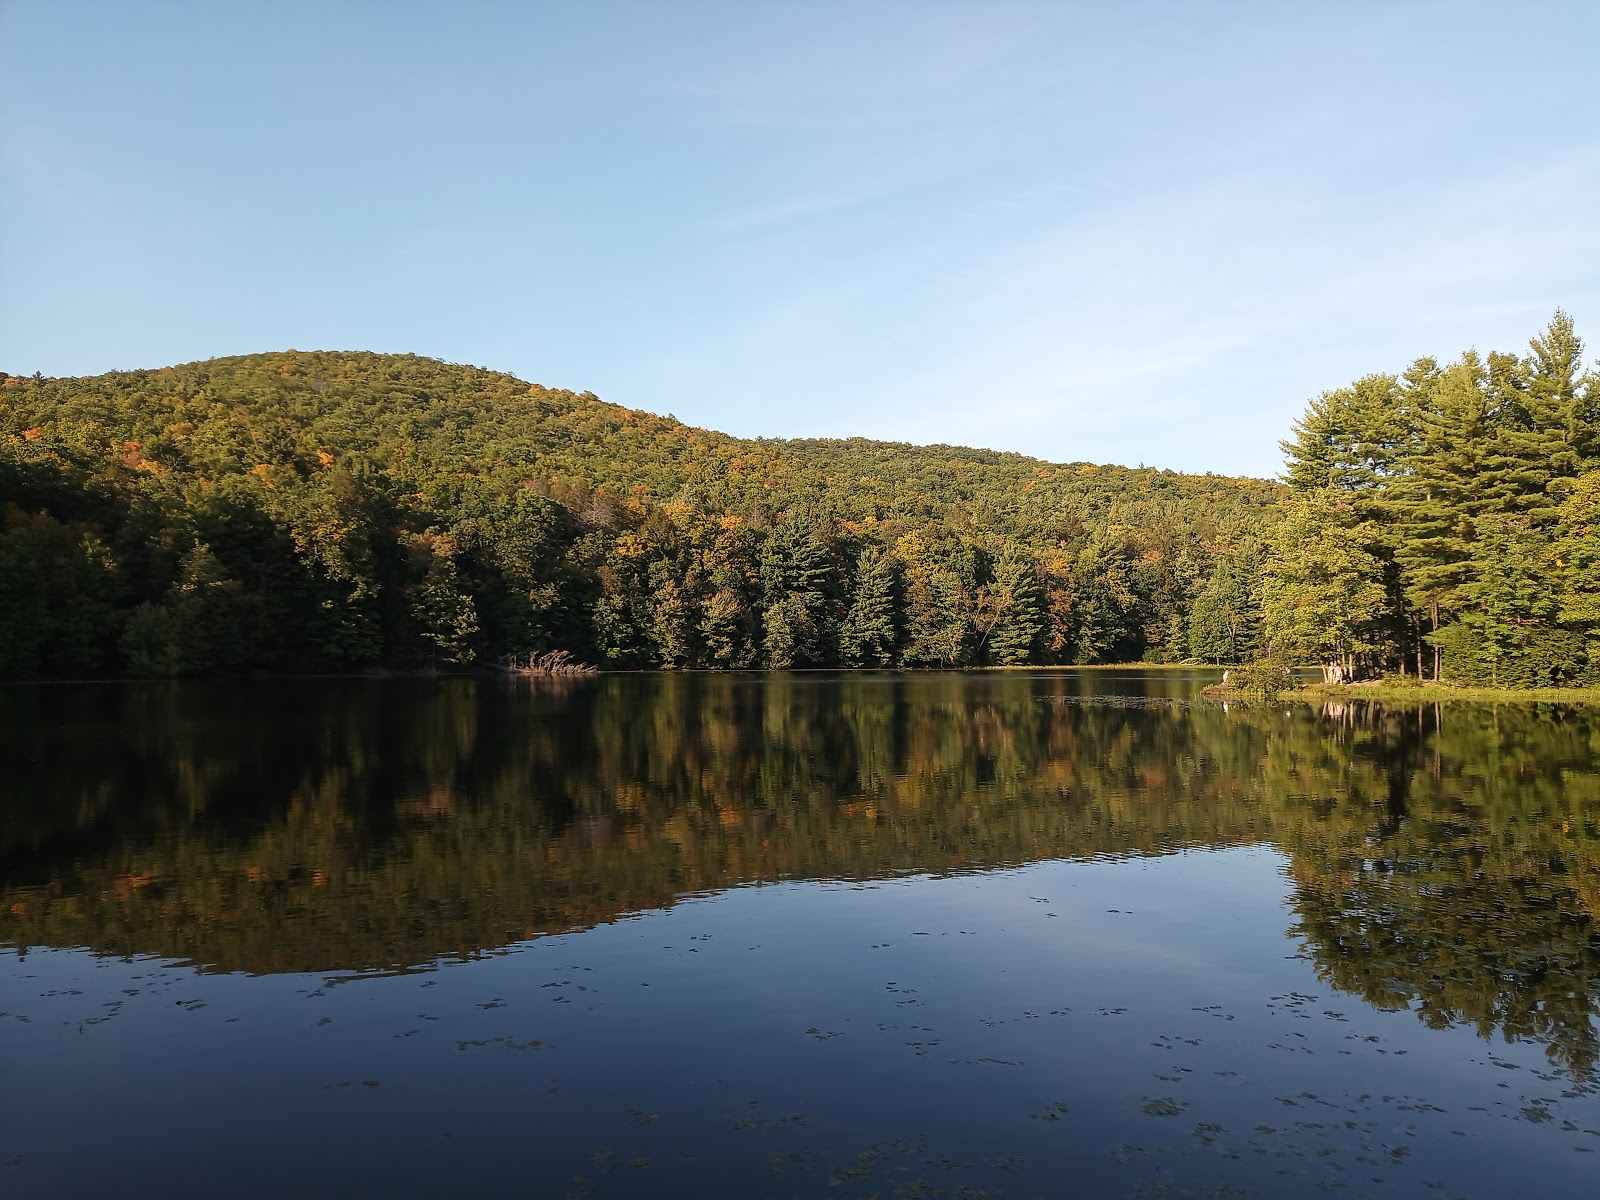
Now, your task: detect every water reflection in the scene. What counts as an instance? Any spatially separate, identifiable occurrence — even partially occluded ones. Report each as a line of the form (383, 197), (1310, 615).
(4, 673), (1599, 1080)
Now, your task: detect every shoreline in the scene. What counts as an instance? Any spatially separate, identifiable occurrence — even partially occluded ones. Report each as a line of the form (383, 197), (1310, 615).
(1204, 681), (1600, 705)
(0, 662), (1232, 686)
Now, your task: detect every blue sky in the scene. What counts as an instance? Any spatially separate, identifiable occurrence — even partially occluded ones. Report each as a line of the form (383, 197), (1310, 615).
(3, 1), (1596, 477)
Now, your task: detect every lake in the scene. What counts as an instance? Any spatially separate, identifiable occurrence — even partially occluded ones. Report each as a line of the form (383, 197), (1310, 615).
(3, 671), (1599, 1198)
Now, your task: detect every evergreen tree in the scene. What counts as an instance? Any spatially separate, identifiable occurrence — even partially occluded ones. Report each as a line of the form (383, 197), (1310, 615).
(1387, 354), (1501, 671)
(1495, 310), (1598, 523)
(762, 592), (823, 669)
(839, 547), (898, 667)
(1280, 374), (1407, 499)
(1187, 542), (1263, 665)
(987, 552), (1045, 665)
(757, 523), (838, 666)
(1437, 516), (1577, 686)
(1067, 534), (1138, 663)
(1554, 470), (1600, 684)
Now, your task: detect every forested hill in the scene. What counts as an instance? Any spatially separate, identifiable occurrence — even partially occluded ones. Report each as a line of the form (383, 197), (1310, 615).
(0, 350), (1279, 677)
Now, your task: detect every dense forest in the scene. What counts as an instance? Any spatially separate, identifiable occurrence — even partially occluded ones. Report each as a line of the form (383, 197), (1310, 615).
(1269, 310), (1600, 686)
(0, 350), (1279, 676)
(3, 312), (1596, 683)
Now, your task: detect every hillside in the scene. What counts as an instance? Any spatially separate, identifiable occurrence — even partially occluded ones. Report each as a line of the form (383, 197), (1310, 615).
(0, 351), (1283, 676)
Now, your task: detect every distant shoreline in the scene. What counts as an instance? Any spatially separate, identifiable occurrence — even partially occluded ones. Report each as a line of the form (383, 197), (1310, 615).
(1205, 681), (1600, 705)
(1, 662), (1229, 686)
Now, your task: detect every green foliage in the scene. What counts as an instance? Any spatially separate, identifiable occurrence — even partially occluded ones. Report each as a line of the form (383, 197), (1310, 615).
(0, 352), (1283, 676)
(987, 552), (1046, 665)
(1187, 539), (1263, 664)
(120, 544), (265, 676)
(839, 547), (899, 667)
(0, 503), (120, 676)
(1273, 313), (1600, 685)
(1224, 659), (1296, 698)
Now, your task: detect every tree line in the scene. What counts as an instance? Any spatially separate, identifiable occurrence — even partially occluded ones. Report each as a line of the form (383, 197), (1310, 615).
(1264, 311), (1600, 686)
(0, 351), (1279, 677)
(6, 314), (1594, 684)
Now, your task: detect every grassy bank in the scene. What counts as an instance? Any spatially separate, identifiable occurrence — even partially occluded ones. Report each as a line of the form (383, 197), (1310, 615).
(1205, 681), (1600, 704)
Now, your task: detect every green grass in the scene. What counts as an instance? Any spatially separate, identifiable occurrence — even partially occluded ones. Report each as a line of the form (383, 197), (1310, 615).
(1295, 682), (1600, 704)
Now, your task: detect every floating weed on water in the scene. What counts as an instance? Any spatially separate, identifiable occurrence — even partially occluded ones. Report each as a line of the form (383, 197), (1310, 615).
(628, 1109), (658, 1125)
(1142, 1098), (1188, 1117)
(455, 1035), (550, 1052)
(1521, 1105), (1552, 1123)
(1109, 1142), (1167, 1164)
(805, 1027), (845, 1040)
(1029, 1101), (1071, 1122)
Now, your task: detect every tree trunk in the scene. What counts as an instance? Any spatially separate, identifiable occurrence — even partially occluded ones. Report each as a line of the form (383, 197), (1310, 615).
(1430, 602), (1440, 680)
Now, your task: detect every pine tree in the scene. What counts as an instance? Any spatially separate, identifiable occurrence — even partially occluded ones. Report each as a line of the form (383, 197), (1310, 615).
(763, 592), (822, 669)
(1554, 470), (1600, 683)
(840, 547), (898, 667)
(1386, 355), (1503, 671)
(1494, 311), (1599, 524)
(1187, 542), (1263, 665)
(1440, 516), (1576, 686)
(1280, 374), (1407, 500)
(757, 523), (838, 665)
(987, 552), (1045, 665)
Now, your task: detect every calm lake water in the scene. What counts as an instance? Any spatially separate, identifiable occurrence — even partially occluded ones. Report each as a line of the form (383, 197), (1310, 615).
(4, 671), (1599, 1198)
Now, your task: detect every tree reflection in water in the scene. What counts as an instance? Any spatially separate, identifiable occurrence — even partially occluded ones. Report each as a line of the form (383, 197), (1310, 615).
(4, 673), (1597, 1079)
